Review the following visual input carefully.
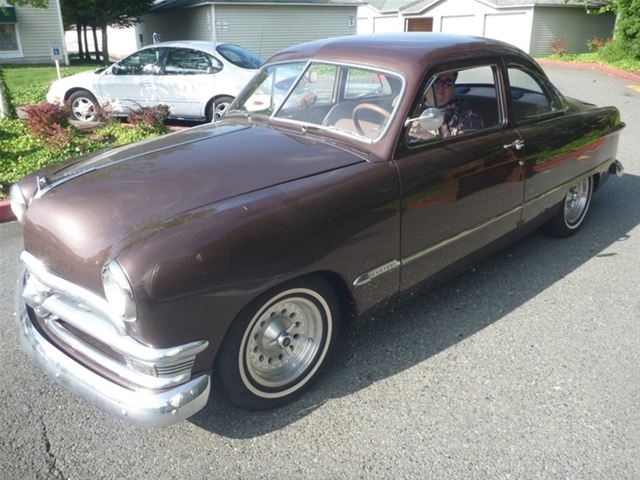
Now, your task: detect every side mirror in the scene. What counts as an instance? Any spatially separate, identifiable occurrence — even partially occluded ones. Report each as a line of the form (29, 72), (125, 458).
(111, 64), (120, 75)
(405, 107), (444, 131)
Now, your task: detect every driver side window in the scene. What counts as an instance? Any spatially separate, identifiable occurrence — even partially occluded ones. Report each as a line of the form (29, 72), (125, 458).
(407, 65), (499, 145)
(116, 48), (165, 75)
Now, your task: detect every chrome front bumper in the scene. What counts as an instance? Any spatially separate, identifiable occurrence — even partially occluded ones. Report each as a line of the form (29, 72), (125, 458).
(15, 270), (211, 428)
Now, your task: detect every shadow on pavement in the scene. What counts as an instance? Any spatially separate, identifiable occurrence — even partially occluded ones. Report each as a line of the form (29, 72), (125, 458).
(189, 173), (640, 438)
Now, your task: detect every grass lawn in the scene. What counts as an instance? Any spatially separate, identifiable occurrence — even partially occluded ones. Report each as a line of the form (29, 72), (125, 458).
(543, 52), (640, 73)
(3, 62), (102, 105)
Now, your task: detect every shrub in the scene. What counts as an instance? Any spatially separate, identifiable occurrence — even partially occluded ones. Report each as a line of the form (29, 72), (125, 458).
(586, 37), (606, 52)
(22, 102), (75, 150)
(127, 104), (170, 131)
(599, 39), (628, 63)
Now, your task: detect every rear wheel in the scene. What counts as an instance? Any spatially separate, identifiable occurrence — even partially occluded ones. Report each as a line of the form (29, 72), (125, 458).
(207, 95), (234, 122)
(544, 176), (593, 237)
(216, 276), (340, 410)
(67, 90), (99, 122)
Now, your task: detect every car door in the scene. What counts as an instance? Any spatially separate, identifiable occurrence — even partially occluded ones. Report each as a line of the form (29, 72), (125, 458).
(503, 61), (601, 224)
(153, 47), (219, 119)
(97, 47), (167, 114)
(395, 63), (526, 291)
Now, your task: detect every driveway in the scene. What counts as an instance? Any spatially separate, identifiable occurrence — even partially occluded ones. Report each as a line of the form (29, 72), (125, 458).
(0, 65), (638, 479)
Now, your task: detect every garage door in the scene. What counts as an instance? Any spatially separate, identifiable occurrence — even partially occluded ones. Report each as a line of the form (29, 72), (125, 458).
(440, 15), (476, 35)
(484, 13), (529, 52)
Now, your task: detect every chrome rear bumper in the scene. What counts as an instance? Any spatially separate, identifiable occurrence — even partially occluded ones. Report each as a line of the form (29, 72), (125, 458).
(15, 271), (211, 428)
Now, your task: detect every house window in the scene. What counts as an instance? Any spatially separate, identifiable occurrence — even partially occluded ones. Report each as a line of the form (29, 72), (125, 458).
(0, 23), (18, 50)
(1, 5), (19, 53)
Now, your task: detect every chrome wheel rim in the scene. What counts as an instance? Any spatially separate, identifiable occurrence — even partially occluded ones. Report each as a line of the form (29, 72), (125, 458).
(240, 289), (330, 398)
(71, 98), (95, 122)
(214, 101), (230, 120)
(564, 178), (591, 227)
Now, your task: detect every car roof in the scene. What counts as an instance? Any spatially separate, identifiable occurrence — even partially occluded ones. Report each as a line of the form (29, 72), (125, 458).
(139, 40), (227, 55)
(268, 32), (536, 78)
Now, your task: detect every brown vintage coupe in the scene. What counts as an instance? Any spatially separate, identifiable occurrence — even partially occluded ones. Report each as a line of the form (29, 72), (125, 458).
(11, 34), (625, 427)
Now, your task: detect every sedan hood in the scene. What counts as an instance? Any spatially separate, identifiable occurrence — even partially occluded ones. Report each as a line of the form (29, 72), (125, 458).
(22, 121), (365, 286)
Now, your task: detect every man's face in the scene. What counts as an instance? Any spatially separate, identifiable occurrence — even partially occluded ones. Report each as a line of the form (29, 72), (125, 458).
(434, 74), (456, 107)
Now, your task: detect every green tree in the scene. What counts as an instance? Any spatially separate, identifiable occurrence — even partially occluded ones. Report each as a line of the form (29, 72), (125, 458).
(60, 0), (155, 64)
(0, 0), (49, 118)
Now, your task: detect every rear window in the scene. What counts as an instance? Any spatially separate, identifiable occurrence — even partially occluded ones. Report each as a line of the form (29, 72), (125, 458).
(216, 44), (263, 69)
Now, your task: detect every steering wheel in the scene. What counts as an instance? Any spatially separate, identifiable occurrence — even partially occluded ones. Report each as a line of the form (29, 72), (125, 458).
(352, 103), (391, 136)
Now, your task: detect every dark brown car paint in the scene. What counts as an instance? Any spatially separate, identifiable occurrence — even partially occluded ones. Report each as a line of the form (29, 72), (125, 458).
(16, 34), (624, 389)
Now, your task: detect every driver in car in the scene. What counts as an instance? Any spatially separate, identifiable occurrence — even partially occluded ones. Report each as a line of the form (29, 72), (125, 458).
(409, 71), (484, 141)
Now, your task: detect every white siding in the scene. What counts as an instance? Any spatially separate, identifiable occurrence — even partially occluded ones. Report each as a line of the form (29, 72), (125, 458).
(214, 5), (358, 58)
(357, 5), (402, 34)
(440, 15), (476, 35)
(1, 0), (66, 64)
(483, 12), (531, 52)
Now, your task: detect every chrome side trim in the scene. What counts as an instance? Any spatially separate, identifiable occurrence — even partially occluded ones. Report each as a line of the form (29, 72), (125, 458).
(353, 260), (401, 286)
(402, 205), (521, 267)
(15, 280), (210, 427)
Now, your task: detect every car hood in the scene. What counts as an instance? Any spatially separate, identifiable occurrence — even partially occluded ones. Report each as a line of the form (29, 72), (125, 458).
(50, 69), (98, 90)
(21, 121), (366, 288)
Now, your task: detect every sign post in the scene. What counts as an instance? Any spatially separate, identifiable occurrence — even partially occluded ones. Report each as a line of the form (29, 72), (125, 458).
(49, 41), (65, 79)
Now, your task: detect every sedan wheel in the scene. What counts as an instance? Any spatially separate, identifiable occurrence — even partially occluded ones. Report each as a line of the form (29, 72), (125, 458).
(208, 96), (234, 122)
(216, 277), (339, 410)
(545, 176), (593, 237)
(68, 90), (99, 122)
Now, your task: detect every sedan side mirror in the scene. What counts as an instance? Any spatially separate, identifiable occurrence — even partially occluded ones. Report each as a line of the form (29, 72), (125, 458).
(111, 64), (120, 75)
(405, 107), (444, 131)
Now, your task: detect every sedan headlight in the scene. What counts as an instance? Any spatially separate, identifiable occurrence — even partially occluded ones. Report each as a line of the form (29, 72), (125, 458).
(102, 260), (137, 322)
(9, 184), (27, 224)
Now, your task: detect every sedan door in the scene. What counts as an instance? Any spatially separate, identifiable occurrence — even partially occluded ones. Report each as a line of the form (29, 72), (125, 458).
(396, 64), (526, 291)
(152, 47), (219, 119)
(97, 47), (167, 114)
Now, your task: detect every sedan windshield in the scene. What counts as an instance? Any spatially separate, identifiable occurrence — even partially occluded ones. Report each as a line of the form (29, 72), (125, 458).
(228, 61), (403, 141)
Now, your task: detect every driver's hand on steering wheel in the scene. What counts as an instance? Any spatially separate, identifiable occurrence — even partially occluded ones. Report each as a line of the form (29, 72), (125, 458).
(296, 90), (317, 109)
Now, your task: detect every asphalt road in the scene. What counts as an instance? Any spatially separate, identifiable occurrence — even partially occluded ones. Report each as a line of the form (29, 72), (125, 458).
(1, 65), (638, 479)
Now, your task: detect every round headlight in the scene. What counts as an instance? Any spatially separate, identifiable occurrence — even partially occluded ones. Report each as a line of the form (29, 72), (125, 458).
(102, 260), (137, 322)
(9, 184), (27, 224)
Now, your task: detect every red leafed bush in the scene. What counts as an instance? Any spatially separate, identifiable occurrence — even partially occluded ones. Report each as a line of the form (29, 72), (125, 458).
(127, 104), (170, 130)
(22, 102), (74, 149)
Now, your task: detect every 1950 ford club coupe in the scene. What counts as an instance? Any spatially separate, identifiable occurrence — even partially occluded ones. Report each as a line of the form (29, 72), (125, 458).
(10, 33), (625, 427)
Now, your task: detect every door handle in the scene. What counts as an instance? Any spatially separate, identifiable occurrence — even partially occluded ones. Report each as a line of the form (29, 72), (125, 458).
(503, 139), (525, 151)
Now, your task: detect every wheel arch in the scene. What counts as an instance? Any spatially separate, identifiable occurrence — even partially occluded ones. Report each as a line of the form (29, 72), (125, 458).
(64, 87), (98, 103)
(212, 269), (357, 368)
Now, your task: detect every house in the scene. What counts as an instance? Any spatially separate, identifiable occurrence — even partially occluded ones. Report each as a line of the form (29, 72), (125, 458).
(64, 0), (363, 61)
(136, 0), (363, 59)
(1, 0), (68, 64)
(358, 0), (616, 55)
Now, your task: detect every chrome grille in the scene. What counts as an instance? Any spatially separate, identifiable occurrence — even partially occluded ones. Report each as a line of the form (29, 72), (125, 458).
(20, 251), (208, 390)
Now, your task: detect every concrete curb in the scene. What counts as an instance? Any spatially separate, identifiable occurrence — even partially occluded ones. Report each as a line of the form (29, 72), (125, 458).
(0, 199), (16, 224)
(537, 59), (640, 83)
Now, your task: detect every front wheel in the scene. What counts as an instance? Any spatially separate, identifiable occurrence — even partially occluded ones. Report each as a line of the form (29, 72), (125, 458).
(67, 90), (99, 122)
(544, 176), (593, 237)
(215, 276), (340, 410)
(207, 95), (234, 122)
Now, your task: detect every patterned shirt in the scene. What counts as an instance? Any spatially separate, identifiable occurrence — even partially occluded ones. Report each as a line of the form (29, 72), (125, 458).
(439, 98), (484, 137)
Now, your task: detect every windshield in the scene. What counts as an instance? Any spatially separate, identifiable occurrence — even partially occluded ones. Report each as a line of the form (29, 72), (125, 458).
(228, 61), (403, 141)
(216, 44), (263, 69)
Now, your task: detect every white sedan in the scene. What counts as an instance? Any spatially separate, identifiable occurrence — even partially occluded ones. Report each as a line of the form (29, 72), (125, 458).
(47, 41), (262, 122)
